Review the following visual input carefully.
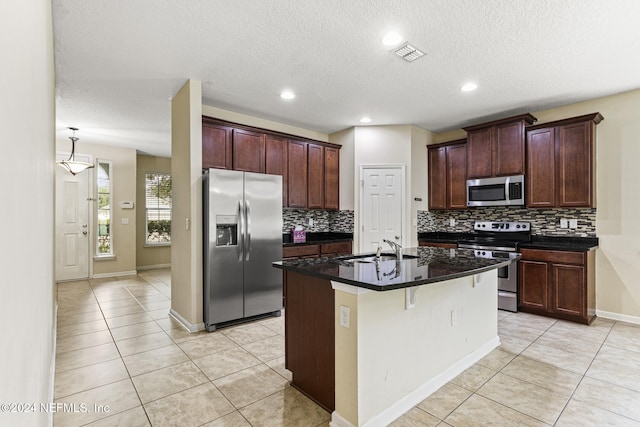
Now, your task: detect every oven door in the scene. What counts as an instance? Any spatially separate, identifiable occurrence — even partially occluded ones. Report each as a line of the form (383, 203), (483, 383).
(496, 259), (517, 293)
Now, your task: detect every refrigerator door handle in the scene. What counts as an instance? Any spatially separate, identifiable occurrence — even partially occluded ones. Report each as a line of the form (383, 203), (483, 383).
(237, 201), (243, 261)
(245, 200), (251, 261)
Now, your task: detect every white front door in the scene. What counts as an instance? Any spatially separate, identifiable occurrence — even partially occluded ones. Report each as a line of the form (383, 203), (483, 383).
(55, 154), (91, 281)
(360, 166), (404, 253)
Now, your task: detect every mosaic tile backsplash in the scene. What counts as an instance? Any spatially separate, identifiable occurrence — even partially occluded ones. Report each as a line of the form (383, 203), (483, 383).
(283, 209), (354, 233)
(418, 207), (596, 237)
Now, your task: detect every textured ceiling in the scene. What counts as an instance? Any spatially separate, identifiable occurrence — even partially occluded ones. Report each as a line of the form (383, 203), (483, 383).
(53, 0), (640, 157)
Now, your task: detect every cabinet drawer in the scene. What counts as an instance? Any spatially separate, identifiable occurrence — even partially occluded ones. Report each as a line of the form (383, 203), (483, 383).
(320, 241), (352, 255)
(283, 244), (320, 259)
(519, 248), (585, 265)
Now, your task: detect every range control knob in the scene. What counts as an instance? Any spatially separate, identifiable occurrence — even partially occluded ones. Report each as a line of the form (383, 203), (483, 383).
(516, 224), (521, 228)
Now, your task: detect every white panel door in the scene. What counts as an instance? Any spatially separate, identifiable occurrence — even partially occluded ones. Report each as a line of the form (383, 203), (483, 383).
(55, 154), (91, 281)
(361, 167), (404, 253)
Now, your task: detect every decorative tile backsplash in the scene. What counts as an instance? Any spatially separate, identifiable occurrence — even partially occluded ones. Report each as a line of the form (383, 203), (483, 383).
(283, 209), (354, 233)
(418, 207), (596, 237)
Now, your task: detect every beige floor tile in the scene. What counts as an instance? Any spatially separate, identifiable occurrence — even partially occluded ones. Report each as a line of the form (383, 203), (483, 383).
(501, 355), (582, 394)
(55, 342), (120, 373)
(476, 372), (571, 424)
(416, 383), (472, 420)
(221, 322), (278, 346)
(194, 346), (262, 381)
(476, 348), (515, 371)
(155, 316), (184, 331)
(164, 326), (210, 343)
(450, 364), (497, 392)
(134, 293), (169, 304)
(94, 291), (135, 303)
(123, 343), (188, 377)
(498, 334), (533, 355)
(83, 405), (150, 427)
(56, 330), (113, 354)
(141, 300), (171, 311)
(132, 360), (209, 403)
(101, 304), (146, 319)
(53, 379), (141, 427)
(444, 394), (547, 427)
(499, 312), (557, 332)
(178, 332), (238, 359)
(214, 364), (289, 408)
(54, 358), (130, 399)
(520, 342), (593, 375)
(109, 321), (163, 341)
(547, 318), (613, 344)
(572, 376), (640, 421)
(57, 310), (106, 327)
(587, 344), (640, 393)
(265, 356), (292, 382)
(534, 328), (603, 358)
(498, 322), (545, 342)
(243, 335), (285, 362)
(115, 331), (173, 357)
(606, 322), (640, 353)
(57, 302), (102, 317)
(96, 297), (140, 310)
(146, 308), (170, 320)
(389, 407), (440, 427)
(259, 315), (285, 335)
(240, 386), (330, 427)
(556, 399), (640, 427)
(57, 319), (109, 338)
(200, 410), (252, 426)
(144, 382), (235, 426)
(497, 310), (513, 320)
(105, 312), (154, 329)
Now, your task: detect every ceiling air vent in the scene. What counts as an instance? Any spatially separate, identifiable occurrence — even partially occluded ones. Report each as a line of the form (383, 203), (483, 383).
(393, 43), (425, 62)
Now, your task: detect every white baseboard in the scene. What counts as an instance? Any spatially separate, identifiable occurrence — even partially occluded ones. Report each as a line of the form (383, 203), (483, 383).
(330, 336), (500, 427)
(169, 309), (205, 332)
(136, 264), (171, 271)
(92, 270), (138, 279)
(49, 301), (58, 427)
(596, 310), (640, 325)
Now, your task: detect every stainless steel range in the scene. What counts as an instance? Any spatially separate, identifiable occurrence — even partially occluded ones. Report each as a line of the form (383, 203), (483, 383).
(457, 221), (531, 312)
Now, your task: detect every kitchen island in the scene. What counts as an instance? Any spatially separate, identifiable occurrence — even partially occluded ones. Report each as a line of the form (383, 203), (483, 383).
(273, 247), (516, 427)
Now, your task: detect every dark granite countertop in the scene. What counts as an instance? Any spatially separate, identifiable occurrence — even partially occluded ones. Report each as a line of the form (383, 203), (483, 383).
(273, 246), (515, 291)
(283, 232), (353, 246)
(518, 236), (598, 251)
(417, 232), (471, 244)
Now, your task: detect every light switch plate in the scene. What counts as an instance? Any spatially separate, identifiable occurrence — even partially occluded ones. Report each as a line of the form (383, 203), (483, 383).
(339, 305), (350, 328)
(121, 217), (129, 225)
(569, 219), (578, 229)
(560, 219), (568, 229)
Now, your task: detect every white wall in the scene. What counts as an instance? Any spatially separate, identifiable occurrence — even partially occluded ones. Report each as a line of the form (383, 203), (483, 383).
(0, 0), (56, 425)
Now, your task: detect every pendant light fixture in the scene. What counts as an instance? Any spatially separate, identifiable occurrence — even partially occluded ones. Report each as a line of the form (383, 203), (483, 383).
(57, 127), (94, 175)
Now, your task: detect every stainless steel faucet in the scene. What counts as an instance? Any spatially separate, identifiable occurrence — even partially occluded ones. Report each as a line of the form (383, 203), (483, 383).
(383, 239), (403, 259)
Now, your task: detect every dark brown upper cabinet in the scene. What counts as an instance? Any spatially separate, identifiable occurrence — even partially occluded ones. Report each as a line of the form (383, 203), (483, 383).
(202, 121), (233, 170)
(526, 113), (603, 208)
(464, 113), (537, 179)
(287, 140), (308, 209)
(232, 129), (265, 173)
(265, 135), (288, 206)
(307, 144), (325, 209)
(428, 139), (467, 210)
(324, 147), (340, 210)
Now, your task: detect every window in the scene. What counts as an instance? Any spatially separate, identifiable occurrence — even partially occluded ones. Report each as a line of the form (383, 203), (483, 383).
(96, 160), (112, 255)
(145, 173), (172, 245)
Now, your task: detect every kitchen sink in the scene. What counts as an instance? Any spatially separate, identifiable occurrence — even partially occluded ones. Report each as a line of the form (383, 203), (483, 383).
(337, 253), (418, 263)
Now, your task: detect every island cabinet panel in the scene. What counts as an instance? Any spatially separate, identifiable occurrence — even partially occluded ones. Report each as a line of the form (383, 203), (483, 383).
(265, 135), (288, 206)
(284, 271), (335, 412)
(526, 128), (555, 207)
(202, 122), (233, 170)
(324, 147), (340, 210)
(428, 139), (467, 210)
(518, 248), (594, 324)
(307, 144), (325, 209)
(287, 140), (308, 208)
(232, 129), (266, 173)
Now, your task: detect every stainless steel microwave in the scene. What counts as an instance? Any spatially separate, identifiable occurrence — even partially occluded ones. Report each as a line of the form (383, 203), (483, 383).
(466, 175), (525, 207)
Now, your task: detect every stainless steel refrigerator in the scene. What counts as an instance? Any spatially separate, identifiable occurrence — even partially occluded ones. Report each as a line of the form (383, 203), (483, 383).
(203, 168), (283, 331)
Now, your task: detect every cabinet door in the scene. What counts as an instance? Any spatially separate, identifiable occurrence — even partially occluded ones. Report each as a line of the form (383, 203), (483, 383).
(526, 127), (555, 207)
(518, 260), (549, 311)
(232, 129), (265, 173)
(324, 147), (340, 210)
(447, 144), (467, 209)
(557, 121), (592, 207)
(202, 123), (232, 169)
(287, 141), (308, 208)
(265, 135), (288, 206)
(428, 146), (447, 210)
(493, 121), (525, 176)
(551, 263), (585, 318)
(466, 128), (493, 179)
(307, 144), (324, 209)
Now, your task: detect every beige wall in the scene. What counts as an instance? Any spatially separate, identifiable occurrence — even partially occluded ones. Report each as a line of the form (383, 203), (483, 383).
(136, 154), (172, 269)
(0, 0), (56, 424)
(56, 141), (138, 276)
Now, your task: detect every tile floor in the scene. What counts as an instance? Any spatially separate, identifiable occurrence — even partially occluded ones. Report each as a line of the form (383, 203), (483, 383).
(54, 269), (640, 426)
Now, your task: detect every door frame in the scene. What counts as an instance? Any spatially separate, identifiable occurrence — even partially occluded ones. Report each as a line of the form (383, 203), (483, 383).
(358, 164), (406, 253)
(55, 151), (94, 281)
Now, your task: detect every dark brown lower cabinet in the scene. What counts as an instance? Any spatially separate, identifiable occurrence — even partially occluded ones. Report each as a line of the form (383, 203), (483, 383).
(518, 248), (595, 324)
(284, 271), (335, 412)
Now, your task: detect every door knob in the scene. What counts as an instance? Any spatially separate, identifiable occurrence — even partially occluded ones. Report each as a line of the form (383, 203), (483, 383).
(82, 231), (88, 236)
(82, 224), (88, 228)
(395, 236), (400, 240)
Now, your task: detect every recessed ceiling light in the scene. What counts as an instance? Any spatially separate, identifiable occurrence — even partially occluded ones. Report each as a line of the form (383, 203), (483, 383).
(382, 32), (402, 46)
(280, 90), (295, 100)
(461, 82), (478, 92)
(360, 117), (372, 123)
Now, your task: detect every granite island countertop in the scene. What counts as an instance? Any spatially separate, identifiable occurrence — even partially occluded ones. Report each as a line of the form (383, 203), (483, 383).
(274, 246), (516, 291)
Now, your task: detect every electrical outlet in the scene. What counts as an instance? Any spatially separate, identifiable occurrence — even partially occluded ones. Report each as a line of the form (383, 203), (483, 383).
(450, 309), (457, 326)
(449, 218), (456, 227)
(121, 217), (129, 225)
(340, 305), (350, 328)
(308, 218), (314, 226)
(560, 218), (568, 229)
(569, 219), (578, 229)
